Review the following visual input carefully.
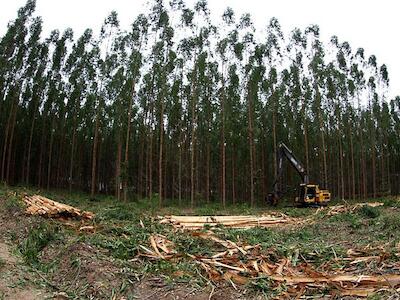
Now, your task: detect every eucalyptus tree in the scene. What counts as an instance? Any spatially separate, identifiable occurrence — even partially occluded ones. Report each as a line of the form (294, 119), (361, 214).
(0, 13), (44, 184)
(334, 40), (358, 199)
(177, 1), (212, 207)
(146, 0), (176, 205)
(0, 0), (36, 183)
(90, 11), (120, 198)
(377, 64), (390, 192)
(64, 29), (94, 191)
(351, 48), (367, 198)
(39, 29), (73, 189)
(305, 25), (328, 188)
(24, 19), (48, 185)
(286, 28), (309, 173)
(261, 18), (284, 201)
(225, 61), (242, 203)
(366, 55), (379, 197)
(118, 14), (149, 201)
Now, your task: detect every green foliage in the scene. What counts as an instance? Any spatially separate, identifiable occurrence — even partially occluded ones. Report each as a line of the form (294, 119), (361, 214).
(171, 233), (215, 256)
(3, 194), (24, 214)
(329, 212), (362, 229)
(358, 206), (380, 218)
(0, 257), (5, 269)
(382, 214), (400, 231)
(18, 222), (61, 265)
(98, 206), (137, 221)
(383, 198), (400, 208)
(249, 276), (273, 294)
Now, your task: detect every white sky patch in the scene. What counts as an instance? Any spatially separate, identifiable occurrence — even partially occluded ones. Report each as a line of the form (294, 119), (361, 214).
(1, 0), (399, 99)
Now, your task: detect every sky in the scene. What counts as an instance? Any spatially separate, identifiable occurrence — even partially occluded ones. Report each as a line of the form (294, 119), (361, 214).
(1, 0), (399, 99)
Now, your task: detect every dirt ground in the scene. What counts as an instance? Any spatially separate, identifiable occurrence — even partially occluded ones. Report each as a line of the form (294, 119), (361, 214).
(0, 195), (254, 300)
(1, 190), (400, 299)
(0, 228), (51, 299)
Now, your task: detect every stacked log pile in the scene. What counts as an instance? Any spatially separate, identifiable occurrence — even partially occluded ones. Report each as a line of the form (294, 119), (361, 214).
(159, 214), (296, 230)
(23, 195), (94, 220)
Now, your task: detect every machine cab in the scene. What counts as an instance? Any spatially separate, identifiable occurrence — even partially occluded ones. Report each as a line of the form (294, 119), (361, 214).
(295, 184), (330, 205)
(297, 184), (315, 203)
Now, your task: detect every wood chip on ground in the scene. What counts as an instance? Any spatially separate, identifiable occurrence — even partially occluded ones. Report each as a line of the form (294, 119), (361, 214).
(138, 232), (400, 298)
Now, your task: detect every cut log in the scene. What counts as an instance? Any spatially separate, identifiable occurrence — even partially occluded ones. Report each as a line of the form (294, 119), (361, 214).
(160, 214), (295, 229)
(23, 195), (94, 220)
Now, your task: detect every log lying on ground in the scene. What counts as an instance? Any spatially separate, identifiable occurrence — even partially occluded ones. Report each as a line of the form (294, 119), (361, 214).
(160, 214), (295, 229)
(23, 195), (94, 220)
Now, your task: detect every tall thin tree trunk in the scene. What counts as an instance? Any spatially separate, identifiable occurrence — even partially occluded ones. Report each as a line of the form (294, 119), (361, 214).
(124, 84), (134, 202)
(56, 128), (66, 187)
(149, 129), (153, 200)
(206, 140), (210, 203)
(316, 88), (328, 188)
(91, 112), (100, 198)
(37, 120), (47, 188)
(302, 98), (309, 174)
(338, 133), (345, 199)
(46, 119), (55, 190)
(248, 82), (256, 207)
(6, 103), (17, 183)
(178, 139), (182, 206)
(69, 125), (76, 192)
(221, 76), (226, 208)
(1, 100), (13, 182)
(159, 101), (164, 207)
(372, 144), (376, 198)
(232, 146), (236, 204)
(26, 111), (36, 184)
(191, 117), (196, 207)
(190, 66), (198, 208)
(115, 135), (122, 200)
(350, 131), (356, 199)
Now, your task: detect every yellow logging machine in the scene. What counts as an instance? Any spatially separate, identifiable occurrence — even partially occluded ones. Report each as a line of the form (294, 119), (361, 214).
(267, 143), (331, 206)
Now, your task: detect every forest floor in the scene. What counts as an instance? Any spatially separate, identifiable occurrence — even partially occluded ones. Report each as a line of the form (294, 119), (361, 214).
(0, 186), (400, 299)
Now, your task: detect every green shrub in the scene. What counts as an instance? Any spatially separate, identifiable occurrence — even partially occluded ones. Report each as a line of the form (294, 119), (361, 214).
(330, 212), (362, 229)
(19, 223), (60, 265)
(99, 206), (137, 221)
(358, 206), (380, 218)
(383, 198), (400, 208)
(4, 194), (24, 214)
(383, 214), (400, 231)
(0, 257), (5, 269)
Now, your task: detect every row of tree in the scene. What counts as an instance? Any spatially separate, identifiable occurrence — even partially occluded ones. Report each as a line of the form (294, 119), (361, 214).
(1, 0), (399, 206)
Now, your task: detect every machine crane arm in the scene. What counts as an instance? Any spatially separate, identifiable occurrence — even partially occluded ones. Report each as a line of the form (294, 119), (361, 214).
(270, 143), (309, 201)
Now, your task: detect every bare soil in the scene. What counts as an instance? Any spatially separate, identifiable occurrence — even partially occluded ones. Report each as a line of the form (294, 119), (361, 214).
(0, 195), (253, 300)
(0, 240), (51, 300)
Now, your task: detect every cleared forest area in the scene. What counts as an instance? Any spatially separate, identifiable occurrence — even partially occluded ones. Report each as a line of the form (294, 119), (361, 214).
(1, 0), (400, 299)
(1, 187), (400, 299)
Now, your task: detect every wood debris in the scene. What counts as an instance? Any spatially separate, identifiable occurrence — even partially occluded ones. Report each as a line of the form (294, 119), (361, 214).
(322, 202), (384, 216)
(138, 231), (400, 298)
(23, 195), (94, 220)
(79, 225), (95, 233)
(159, 214), (295, 230)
